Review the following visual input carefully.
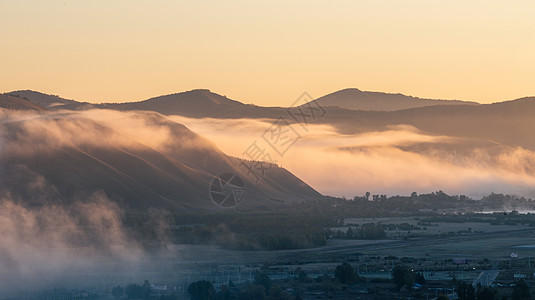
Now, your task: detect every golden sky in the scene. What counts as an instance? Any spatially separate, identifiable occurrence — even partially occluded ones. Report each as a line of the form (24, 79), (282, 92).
(1, 0), (533, 106)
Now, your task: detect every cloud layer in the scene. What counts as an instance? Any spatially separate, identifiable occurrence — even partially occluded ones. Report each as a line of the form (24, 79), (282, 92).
(3, 108), (534, 200)
(170, 115), (535, 199)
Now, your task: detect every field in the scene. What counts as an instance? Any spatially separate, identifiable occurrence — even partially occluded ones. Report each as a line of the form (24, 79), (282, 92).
(340, 216), (535, 257)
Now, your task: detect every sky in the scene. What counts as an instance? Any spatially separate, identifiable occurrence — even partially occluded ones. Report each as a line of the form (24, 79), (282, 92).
(1, 0), (534, 106)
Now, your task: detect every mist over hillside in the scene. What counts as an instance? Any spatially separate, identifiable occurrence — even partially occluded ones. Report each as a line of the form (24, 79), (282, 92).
(0, 109), (320, 211)
(0, 107), (323, 293)
(5, 89), (535, 199)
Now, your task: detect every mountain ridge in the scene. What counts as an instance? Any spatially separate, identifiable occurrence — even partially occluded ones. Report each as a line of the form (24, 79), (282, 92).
(7, 87), (489, 113)
(305, 88), (479, 111)
(11, 88), (535, 116)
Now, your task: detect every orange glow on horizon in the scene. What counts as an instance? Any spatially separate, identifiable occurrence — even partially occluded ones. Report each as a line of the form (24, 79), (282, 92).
(1, 0), (533, 105)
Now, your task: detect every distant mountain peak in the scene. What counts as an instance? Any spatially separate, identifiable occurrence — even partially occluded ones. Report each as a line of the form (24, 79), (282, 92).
(336, 88), (363, 92)
(107, 89), (245, 117)
(322, 88), (364, 97)
(308, 88), (479, 111)
(141, 89), (240, 105)
(189, 88), (212, 93)
(166, 89), (213, 97)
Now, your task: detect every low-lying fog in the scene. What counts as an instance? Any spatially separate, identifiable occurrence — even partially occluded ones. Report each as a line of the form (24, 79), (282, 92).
(170, 115), (535, 199)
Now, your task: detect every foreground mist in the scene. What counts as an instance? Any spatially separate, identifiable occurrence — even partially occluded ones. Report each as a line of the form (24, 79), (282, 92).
(0, 110), (177, 296)
(0, 192), (145, 294)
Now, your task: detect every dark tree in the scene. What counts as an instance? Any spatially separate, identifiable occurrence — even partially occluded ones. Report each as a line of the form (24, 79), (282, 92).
(188, 280), (216, 300)
(359, 223), (386, 239)
(346, 227), (354, 239)
(269, 286), (282, 298)
(112, 285), (124, 300)
(126, 284), (145, 299)
(254, 273), (272, 293)
(296, 267), (307, 282)
(415, 272), (426, 284)
(142, 280), (151, 299)
(456, 281), (476, 300)
(512, 280), (531, 300)
(334, 262), (359, 285)
(392, 266), (410, 288)
(476, 283), (497, 300)
(404, 272), (415, 292)
(218, 285), (231, 300)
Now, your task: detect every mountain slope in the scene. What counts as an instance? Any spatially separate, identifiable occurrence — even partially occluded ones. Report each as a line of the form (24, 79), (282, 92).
(0, 109), (321, 212)
(7, 90), (81, 109)
(306, 88), (479, 111)
(0, 94), (47, 111)
(320, 97), (535, 150)
(107, 89), (248, 117)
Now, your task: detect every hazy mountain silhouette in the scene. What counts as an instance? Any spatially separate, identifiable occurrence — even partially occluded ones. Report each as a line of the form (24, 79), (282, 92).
(306, 88), (478, 111)
(322, 97), (535, 151)
(7, 87), (535, 151)
(7, 90), (81, 109)
(0, 93), (47, 111)
(4, 87), (480, 117)
(82, 88), (480, 117)
(0, 109), (321, 212)
(4, 87), (535, 206)
(106, 89), (249, 117)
